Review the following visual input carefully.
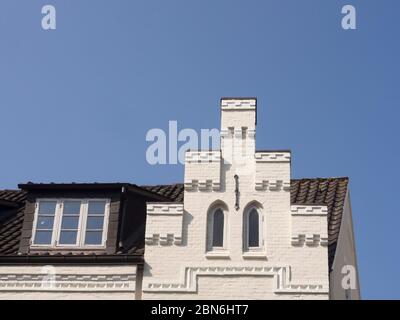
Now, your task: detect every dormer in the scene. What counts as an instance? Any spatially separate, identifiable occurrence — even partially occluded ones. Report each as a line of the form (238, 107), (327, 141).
(17, 183), (170, 256)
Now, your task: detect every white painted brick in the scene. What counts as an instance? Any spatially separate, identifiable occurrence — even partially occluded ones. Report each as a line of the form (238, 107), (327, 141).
(143, 98), (330, 300)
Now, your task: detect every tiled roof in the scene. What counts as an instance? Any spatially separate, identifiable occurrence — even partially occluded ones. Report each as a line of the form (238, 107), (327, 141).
(0, 191), (27, 255)
(0, 190), (27, 203)
(142, 184), (184, 202)
(0, 178), (348, 269)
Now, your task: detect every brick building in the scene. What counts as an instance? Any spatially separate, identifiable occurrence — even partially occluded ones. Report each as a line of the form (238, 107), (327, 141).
(0, 98), (360, 299)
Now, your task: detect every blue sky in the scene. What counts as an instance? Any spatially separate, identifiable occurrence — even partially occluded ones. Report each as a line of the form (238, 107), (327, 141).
(1, 0), (399, 299)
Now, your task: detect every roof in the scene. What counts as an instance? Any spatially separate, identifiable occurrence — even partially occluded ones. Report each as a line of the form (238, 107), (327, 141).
(18, 182), (172, 200)
(0, 190), (27, 203)
(142, 184), (184, 202)
(0, 190), (27, 255)
(0, 178), (348, 269)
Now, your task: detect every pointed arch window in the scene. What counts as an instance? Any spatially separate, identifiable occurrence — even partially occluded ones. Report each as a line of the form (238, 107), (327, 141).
(212, 209), (224, 247)
(243, 204), (263, 252)
(248, 208), (259, 247)
(206, 203), (228, 253)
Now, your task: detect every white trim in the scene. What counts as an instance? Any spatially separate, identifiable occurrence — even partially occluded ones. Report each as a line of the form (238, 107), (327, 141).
(143, 265), (328, 295)
(205, 251), (230, 259)
(31, 198), (110, 249)
(242, 252), (267, 259)
(0, 273), (136, 292)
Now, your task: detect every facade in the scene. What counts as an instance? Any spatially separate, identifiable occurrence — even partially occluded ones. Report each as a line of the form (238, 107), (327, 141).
(0, 98), (360, 299)
(0, 183), (171, 299)
(142, 98), (360, 300)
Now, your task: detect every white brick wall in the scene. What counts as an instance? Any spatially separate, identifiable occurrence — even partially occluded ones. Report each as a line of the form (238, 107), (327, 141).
(291, 205), (329, 246)
(143, 98), (330, 300)
(146, 203), (184, 245)
(184, 151), (221, 191)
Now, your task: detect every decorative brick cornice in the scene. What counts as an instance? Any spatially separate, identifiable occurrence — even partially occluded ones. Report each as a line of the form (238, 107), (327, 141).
(291, 205), (328, 216)
(255, 152), (291, 162)
(255, 179), (290, 191)
(145, 234), (182, 246)
(147, 203), (184, 216)
(184, 180), (220, 191)
(143, 265), (328, 295)
(221, 99), (256, 110)
(0, 273), (136, 292)
(291, 234), (329, 247)
(185, 151), (221, 163)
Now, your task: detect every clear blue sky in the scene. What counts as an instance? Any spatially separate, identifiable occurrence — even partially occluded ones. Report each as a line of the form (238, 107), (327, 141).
(1, 0), (399, 299)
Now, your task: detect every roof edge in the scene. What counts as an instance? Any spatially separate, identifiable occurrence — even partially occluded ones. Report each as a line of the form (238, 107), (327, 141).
(0, 254), (144, 265)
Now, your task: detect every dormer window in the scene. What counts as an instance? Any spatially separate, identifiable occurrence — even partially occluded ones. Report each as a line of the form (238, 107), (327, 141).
(59, 201), (81, 245)
(32, 199), (110, 248)
(34, 201), (57, 245)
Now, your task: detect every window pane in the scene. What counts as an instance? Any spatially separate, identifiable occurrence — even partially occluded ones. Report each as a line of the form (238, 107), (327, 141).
(248, 209), (259, 247)
(34, 231), (53, 245)
(38, 201), (57, 215)
(212, 209), (224, 247)
(63, 201), (81, 215)
(59, 231), (77, 245)
(88, 201), (106, 215)
(87, 216), (104, 230)
(85, 231), (103, 245)
(61, 216), (79, 229)
(36, 216), (54, 230)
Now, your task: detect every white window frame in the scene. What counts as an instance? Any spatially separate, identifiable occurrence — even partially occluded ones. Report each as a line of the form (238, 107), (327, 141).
(31, 198), (110, 249)
(243, 206), (264, 252)
(206, 206), (228, 253)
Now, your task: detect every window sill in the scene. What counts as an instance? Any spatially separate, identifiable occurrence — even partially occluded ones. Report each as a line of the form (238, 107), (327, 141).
(30, 245), (107, 250)
(205, 251), (230, 259)
(242, 251), (267, 259)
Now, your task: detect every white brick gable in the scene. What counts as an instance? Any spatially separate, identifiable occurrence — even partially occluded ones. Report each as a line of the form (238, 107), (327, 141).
(143, 98), (330, 300)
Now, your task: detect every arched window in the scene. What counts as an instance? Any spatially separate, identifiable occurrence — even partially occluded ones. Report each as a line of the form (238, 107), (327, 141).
(206, 202), (228, 252)
(243, 203), (263, 251)
(248, 208), (259, 248)
(212, 209), (224, 247)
